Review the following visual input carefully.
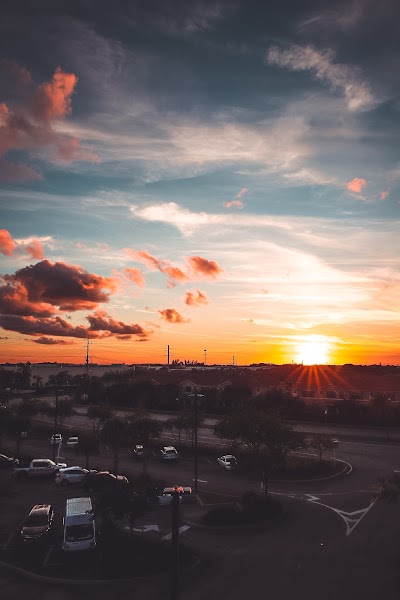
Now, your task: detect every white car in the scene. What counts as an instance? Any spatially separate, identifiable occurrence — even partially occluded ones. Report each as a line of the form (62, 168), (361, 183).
(160, 446), (179, 461)
(66, 436), (79, 448)
(50, 433), (62, 445)
(55, 466), (94, 486)
(217, 455), (237, 470)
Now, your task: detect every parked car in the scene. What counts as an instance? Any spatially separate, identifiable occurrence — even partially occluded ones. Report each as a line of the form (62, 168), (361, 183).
(55, 466), (96, 486)
(66, 436), (79, 448)
(50, 433), (62, 445)
(82, 471), (129, 493)
(21, 504), (54, 541)
(160, 446), (179, 461)
(217, 455), (237, 470)
(14, 459), (67, 478)
(131, 444), (144, 458)
(0, 453), (19, 469)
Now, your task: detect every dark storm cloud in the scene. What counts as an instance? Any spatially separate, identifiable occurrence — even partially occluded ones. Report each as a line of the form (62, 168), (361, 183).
(1, 260), (117, 314)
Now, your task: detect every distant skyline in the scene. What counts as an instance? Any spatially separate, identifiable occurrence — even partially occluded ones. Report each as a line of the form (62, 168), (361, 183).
(1, 0), (400, 366)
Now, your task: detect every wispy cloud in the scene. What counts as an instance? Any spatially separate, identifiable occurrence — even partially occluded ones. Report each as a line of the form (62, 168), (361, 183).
(266, 44), (376, 112)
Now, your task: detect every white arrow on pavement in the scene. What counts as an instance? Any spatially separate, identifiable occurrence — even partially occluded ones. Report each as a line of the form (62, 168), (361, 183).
(124, 525), (160, 533)
(162, 525), (190, 541)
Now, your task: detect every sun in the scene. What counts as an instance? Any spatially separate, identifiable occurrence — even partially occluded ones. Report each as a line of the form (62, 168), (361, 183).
(294, 336), (330, 365)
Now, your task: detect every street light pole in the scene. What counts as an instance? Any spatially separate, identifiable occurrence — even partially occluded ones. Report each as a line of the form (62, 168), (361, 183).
(194, 391), (198, 494)
(165, 486), (192, 600)
(52, 388), (59, 462)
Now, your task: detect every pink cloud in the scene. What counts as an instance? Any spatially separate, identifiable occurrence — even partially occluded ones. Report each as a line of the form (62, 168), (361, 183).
(0, 63), (100, 181)
(224, 199), (244, 209)
(237, 188), (248, 198)
(346, 177), (367, 193)
(25, 240), (45, 260)
(158, 308), (190, 324)
(0, 229), (16, 256)
(124, 267), (146, 288)
(380, 191), (389, 201)
(0, 160), (42, 182)
(185, 289), (209, 306)
(186, 255), (223, 279)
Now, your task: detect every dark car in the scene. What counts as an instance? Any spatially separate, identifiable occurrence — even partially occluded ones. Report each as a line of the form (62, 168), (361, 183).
(21, 504), (54, 541)
(0, 454), (19, 469)
(82, 471), (129, 493)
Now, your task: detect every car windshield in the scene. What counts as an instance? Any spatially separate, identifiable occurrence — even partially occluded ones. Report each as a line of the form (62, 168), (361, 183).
(25, 513), (47, 526)
(65, 524), (94, 542)
(166, 449), (176, 454)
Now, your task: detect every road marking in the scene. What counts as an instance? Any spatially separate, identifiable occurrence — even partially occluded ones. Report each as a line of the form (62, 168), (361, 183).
(204, 458), (212, 464)
(2, 532), (15, 550)
(124, 525), (159, 533)
(193, 478), (208, 483)
(162, 525), (190, 541)
(42, 545), (54, 568)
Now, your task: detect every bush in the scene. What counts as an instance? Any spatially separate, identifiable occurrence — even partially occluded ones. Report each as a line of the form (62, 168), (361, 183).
(201, 504), (242, 526)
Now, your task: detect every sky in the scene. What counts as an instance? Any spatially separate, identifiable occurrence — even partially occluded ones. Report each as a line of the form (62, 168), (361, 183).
(0, 0), (400, 366)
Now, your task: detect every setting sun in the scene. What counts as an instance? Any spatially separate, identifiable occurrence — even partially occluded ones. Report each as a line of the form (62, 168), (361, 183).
(294, 336), (330, 365)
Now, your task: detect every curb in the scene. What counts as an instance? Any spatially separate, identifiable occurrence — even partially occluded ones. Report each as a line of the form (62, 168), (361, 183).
(187, 509), (287, 533)
(268, 457), (351, 484)
(0, 552), (201, 586)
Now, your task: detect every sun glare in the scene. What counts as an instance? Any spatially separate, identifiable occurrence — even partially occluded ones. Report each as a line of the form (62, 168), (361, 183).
(295, 337), (330, 365)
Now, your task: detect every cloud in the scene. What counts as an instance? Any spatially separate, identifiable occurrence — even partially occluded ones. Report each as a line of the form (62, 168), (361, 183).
(0, 315), (90, 338)
(224, 199), (244, 209)
(87, 310), (151, 339)
(346, 177), (367, 193)
(33, 337), (75, 345)
(130, 202), (292, 236)
(123, 267), (146, 288)
(158, 308), (190, 324)
(124, 248), (189, 284)
(0, 229), (16, 256)
(380, 191), (389, 200)
(0, 260), (117, 316)
(185, 289), (209, 306)
(25, 240), (45, 260)
(0, 63), (100, 181)
(187, 256), (223, 279)
(266, 44), (376, 112)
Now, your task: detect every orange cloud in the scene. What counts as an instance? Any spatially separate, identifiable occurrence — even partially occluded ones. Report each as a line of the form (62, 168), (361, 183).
(158, 308), (190, 323)
(187, 256), (223, 279)
(124, 267), (146, 288)
(185, 289), (209, 306)
(224, 199), (244, 209)
(25, 239), (45, 260)
(380, 191), (389, 201)
(0, 229), (16, 256)
(0, 63), (100, 181)
(346, 177), (367, 193)
(87, 310), (150, 339)
(33, 337), (75, 345)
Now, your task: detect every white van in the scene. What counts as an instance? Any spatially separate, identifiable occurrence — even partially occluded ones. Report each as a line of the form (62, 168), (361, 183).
(62, 497), (96, 552)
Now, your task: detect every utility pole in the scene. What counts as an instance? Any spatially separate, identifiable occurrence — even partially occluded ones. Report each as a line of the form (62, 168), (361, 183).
(203, 349), (207, 367)
(165, 486), (192, 600)
(194, 391), (198, 494)
(232, 355), (235, 367)
(167, 344), (170, 370)
(52, 388), (59, 462)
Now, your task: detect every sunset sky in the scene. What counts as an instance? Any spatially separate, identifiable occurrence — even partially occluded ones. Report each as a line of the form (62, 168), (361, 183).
(1, 0), (400, 366)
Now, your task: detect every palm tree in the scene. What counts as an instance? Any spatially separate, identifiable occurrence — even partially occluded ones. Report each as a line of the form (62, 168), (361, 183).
(100, 416), (127, 473)
(78, 432), (99, 469)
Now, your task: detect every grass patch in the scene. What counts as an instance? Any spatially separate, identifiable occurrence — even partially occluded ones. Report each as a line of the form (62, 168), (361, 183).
(198, 490), (239, 505)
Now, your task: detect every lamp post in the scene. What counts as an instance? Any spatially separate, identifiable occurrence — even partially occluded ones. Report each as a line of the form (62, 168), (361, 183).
(52, 388), (59, 462)
(189, 392), (204, 494)
(164, 486), (192, 600)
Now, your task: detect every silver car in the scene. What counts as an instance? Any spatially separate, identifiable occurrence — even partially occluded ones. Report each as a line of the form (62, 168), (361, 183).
(55, 466), (95, 486)
(217, 455), (237, 470)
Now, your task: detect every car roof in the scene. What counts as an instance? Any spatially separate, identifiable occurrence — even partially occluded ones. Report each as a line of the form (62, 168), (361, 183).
(68, 436), (78, 440)
(29, 504), (51, 514)
(60, 466), (83, 472)
(221, 455), (235, 459)
(164, 446), (177, 451)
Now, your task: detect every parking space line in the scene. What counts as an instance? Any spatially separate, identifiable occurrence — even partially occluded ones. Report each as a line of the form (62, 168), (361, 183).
(2, 532), (15, 550)
(42, 545), (54, 568)
(204, 458), (212, 464)
(193, 478), (208, 483)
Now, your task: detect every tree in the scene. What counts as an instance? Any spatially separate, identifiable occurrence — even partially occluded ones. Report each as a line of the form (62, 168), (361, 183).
(308, 434), (335, 462)
(47, 398), (73, 432)
(164, 414), (187, 445)
(11, 398), (48, 457)
(0, 403), (10, 449)
(48, 370), (71, 388)
(87, 404), (113, 440)
(215, 407), (306, 480)
(77, 432), (99, 469)
(100, 416), (127, 473)
(370, 393), (392, 440)
(127, 415), (162, 474)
